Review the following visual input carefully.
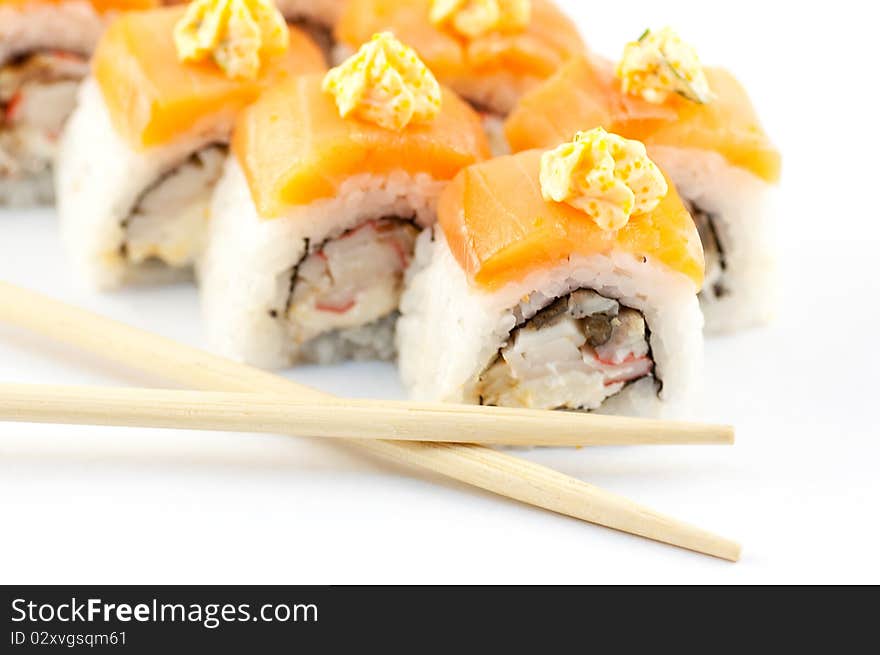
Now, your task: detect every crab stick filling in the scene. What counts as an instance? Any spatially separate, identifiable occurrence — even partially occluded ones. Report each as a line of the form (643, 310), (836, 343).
(1, 51), (87, 180)
(286, 219), (420, 348)
(121, 143), (227, 269)
(478, 290), (654, 410)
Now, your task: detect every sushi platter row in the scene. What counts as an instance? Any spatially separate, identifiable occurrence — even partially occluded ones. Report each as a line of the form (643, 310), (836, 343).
(0, 0), (780, 421)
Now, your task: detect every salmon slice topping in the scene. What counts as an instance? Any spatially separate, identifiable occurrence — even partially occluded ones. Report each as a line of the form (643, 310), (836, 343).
(337, 0), (583, 81)
(438, 149), (704, 290)
(87, 0), (158, 11)
(232, 74), (490, 217)
(93, 6), (325, 149)
(2, 0), (158, 11)
(505, 54), (781, 183)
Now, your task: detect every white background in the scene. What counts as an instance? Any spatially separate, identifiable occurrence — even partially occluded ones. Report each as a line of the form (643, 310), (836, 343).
(1, 0), (878, 584)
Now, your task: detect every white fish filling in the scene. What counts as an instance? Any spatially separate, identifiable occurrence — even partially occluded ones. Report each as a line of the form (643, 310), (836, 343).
(0, 52), (87, 178)
(122, 145), (227, 269)
(286, 218), (419, 346)
(478, 290), (654, 410)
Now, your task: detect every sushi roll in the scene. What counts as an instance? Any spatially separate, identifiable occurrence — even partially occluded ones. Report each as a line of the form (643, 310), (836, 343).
(199, 33), (490, 368)
(0, 0), (158, 205)
(335, 0), (584, 153)
(56, 2), (325, 289)
(505, 29), (782, 333)
(397, 129), (705, 417)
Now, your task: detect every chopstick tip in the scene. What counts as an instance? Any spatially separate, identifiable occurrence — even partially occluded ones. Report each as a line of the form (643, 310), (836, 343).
(725, 542), (743, 563)
(724, 425), (736, 445)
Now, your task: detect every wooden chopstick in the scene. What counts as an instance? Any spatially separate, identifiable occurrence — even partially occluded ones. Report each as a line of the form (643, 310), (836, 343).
(0, 383), (734, 447)
(0, 282), (741, 561)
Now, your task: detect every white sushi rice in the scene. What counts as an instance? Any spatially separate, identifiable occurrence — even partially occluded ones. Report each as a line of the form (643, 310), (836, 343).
(650, 146), (777, 334)
(397, 228), (704, 419)
(199, 158), (445, 369)
(56, 78), (229, 289)
(1, 1), (103, 205)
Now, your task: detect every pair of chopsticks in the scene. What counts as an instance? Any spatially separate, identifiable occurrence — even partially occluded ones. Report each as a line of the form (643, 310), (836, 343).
(0, 281), (740, 561)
